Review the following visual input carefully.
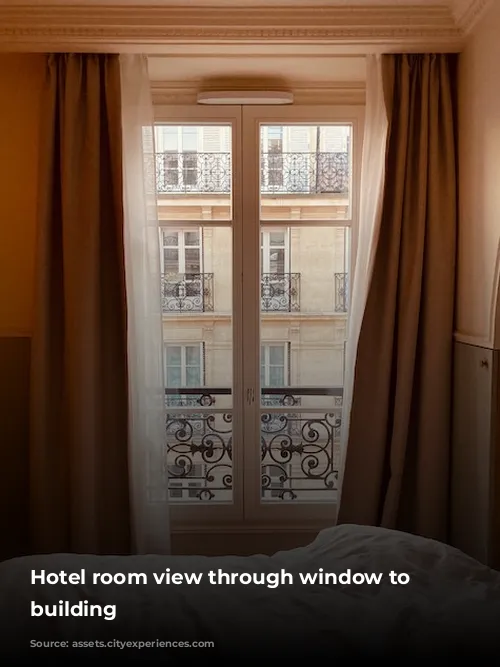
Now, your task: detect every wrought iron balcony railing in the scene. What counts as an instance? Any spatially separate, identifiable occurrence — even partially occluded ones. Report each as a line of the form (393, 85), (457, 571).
(261, 273), (300, 312)
(163, 386), (343, 503)
(260, 151), (349, 195)
(162, 272), (300, 313)
(335, 272), (349, 313)
(161, 273), (214, 313)
(155, 151), (349, 195)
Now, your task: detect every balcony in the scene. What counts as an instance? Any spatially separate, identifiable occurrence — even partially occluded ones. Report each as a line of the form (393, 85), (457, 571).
(155, 151), (349, 195)
(261, 273), (300, 313)
(161, 273), (214, 313)
(164, 386), (343, 503)
(162, 272), (301, 314)
(260, 151), (349, 195)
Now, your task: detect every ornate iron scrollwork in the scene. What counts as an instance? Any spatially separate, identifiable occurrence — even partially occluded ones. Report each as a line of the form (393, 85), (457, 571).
(261, 273), (300, 312)
(161, 273), (214, 313)
(164, 388), (343, 503)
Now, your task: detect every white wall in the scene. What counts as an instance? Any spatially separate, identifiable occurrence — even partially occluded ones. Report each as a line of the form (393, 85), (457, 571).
(452, 2), (500, 567)
(457, 1), (500, 348)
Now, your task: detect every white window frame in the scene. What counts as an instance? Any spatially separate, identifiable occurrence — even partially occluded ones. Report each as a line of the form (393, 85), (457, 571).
(164, 342), (204, 389)
(260, 342), (288, 388)
(159, 125), (200, 191)
(160, 228), (202, 275)
(260, 229), (290, 275)
(241, 105), (363, 529)
(154, 104), (363, 532)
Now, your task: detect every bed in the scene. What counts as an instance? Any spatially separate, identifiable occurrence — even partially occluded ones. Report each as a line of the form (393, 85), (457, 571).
(0, 524), (499, 661)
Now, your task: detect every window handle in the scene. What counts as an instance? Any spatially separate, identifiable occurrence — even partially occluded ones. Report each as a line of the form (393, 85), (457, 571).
(246, 388), (255, 405)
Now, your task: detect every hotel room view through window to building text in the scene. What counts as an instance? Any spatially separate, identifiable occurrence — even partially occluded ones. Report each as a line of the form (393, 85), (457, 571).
(154, 105), (360, 528)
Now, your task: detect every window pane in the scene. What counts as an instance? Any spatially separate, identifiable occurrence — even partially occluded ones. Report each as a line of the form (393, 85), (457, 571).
(269, 249), (285, 273)
(185, 346), (200, 366)
(164, 248), (179, 273)
(166, 346), (181, 365)
(260, 124), (352, 221)
(166, 367), (182, 387)
(269, 232), (285, 246)
(268, 366), (284, 387)
(185, 248), (201, 273)
(269, 345), (284, 365)
(162, 225), (233, 505)
(163, 231), (179, 246)
(184, 231), (200, 246)
(185, 366), (201, 386)
(260, 223), (350, 504)
(155, 124), (232, 221)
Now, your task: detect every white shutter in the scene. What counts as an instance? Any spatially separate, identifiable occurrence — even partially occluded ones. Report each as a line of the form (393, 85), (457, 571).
(159, 126), (178, 152)
(202, 127), (222, 153)
(286, 126), (310, 152)
(154, 126), (163, 152)
(320, 126), (349, 152)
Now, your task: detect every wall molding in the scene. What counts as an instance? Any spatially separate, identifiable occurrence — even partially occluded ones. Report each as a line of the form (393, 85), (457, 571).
(451, 0), (493, 34)
(0, 4), (463, 53)
(151, 80), (365, 105)
(454, 332), (495, 350)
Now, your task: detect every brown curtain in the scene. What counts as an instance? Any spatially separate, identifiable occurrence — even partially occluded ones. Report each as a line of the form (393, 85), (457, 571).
(338, 54), (458, 541)
(30, 54), (131, 554)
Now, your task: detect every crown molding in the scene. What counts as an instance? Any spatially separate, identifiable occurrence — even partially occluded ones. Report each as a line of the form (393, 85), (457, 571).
(0, 5), (463, 53)
(151, 80), (366, 105)
(451, 0), (493, 33)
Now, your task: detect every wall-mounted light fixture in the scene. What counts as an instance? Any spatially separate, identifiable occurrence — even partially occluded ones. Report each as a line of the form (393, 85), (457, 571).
(197, 90), (294, 105)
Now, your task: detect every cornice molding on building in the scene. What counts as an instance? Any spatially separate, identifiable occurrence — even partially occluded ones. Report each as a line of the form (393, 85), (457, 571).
(0, 5), (463, 52)
(150, 80), (366, 106)
(451, 0), (493, 34)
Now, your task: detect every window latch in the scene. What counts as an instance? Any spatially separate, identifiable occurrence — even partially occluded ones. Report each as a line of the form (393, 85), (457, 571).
(246, 388), (255, 405)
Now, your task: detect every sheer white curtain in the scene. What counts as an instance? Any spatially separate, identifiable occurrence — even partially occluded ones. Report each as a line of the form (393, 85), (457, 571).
(120, 54), (170, 554)
(337, 55), (389, 508)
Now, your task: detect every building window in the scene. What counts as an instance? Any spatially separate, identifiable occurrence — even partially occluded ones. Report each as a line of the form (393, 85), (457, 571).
(161, 229), (201, 275)
(261, 343), (287, 389)
(261, 229), (288, 275)
(164, 344), (205, 436)
(162, 126), (199, 191)
(265, 126), (283, 187)
(164, 344), (203, 389)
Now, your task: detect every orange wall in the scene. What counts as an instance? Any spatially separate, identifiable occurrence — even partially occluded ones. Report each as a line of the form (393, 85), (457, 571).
(0, 54), (45, 336)
(0, 54), (45, 558)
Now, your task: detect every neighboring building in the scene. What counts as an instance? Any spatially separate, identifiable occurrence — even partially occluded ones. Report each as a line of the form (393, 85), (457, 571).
(155, 124), (351, 505)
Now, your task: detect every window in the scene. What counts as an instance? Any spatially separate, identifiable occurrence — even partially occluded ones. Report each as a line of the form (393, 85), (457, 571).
(160, 229), (204, 312)
(154, 107), (361, 529)
(164, 344), (205, 439)
(161, 229), (201, 275)
(164, 344), (202, 389)
(261, 230), (288, 275)
(261, 231), (294, 312)
(159, 126), (199, 191)
(261, 343), (287, 389)
(264, 126), (284, 188)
